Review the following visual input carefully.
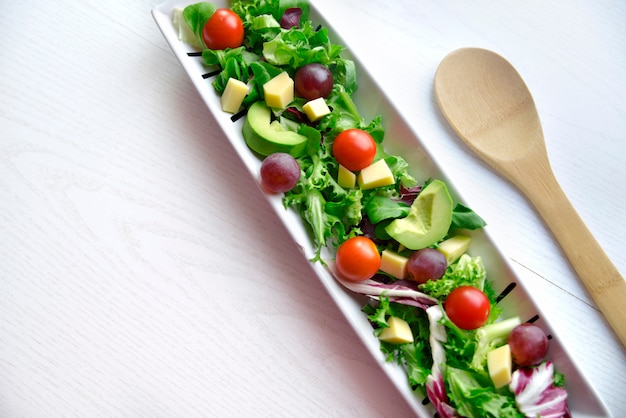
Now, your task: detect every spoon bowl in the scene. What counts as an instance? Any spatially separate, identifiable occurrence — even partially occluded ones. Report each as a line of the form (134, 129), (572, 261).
(434, 47), (626, 347)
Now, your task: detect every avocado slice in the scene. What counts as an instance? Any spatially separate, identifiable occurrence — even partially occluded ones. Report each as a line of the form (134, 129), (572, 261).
(385, 179), (453, 250)
(242, 101), (308, 157)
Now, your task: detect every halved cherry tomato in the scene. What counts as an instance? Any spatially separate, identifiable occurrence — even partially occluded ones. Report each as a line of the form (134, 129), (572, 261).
(332, 128), (377, 172)
(335, 236), (380, 282)
(444, 286), (491, 330)
(202, 9), (244, 50)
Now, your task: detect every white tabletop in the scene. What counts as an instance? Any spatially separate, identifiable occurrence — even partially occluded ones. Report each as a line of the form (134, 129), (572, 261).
(2, 0), (625, 416)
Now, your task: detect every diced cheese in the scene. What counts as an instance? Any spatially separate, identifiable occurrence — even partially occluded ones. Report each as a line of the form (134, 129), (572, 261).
(263, 72), (294, 109)
(437, 235), (472, 264)
(378, 316), (414, 344)
(358, 159), (395, 190)
(380, 249), (408, 279)
(221, 78), (249, 114)
(302, 97), (331, 122)
(487, 344), (512, 389)
(337, 164), (356, 189)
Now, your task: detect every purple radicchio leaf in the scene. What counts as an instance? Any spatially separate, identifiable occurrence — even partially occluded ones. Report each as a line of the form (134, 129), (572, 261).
(509, 361), (568, 418)
(284, 106), (308, 124)
(395, 183), (423, 205)
(280, 8), (303, 29)
(426, 372), (459, 418)
(327, 262), (437, 310)
(358, 217), (387, 246)
(425, 305), (459, 418)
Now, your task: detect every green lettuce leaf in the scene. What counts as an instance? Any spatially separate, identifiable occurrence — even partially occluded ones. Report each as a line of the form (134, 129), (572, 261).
(363, 298), (433, 387)
(446, 366), (522, 418)
(364, 196), (410, 224)
(419, 254), (487, 299)
(182, 2), (216, 48)
(263, 22), (343, 67)
(452, 202), (487, 230)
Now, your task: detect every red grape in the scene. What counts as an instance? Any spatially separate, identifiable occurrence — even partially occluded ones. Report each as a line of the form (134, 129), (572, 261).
(260, 153), (301, 193)
(507, 323), (549, 366)
(406, 248), (447, 284)
(294, 63), (334, 100)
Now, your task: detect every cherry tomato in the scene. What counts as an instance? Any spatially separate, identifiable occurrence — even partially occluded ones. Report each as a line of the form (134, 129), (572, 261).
(202, 9), (244, 50)
(444, 286), (491, 330)
(332, 129), (377, 172)
(335, 236), (381, 282)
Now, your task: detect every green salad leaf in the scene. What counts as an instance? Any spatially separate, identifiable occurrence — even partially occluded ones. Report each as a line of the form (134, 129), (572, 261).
(182, 2), (217, 48)
(452, 202), (487, 230)
(263, 22), (343, 67)
(284, 145), (364, 258)
(363, 297), (433, 387)
(419, 254), (488, 299)
(364, 196), (410, 224)
(446, 367), (522, 418)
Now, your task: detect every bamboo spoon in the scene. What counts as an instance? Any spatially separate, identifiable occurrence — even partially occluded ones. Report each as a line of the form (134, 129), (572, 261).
(434, 47), (626, 347)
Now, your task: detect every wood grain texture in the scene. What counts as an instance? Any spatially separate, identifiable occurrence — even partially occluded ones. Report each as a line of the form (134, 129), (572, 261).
(434, 47), (626, 347)
(1, 0), (625, 416)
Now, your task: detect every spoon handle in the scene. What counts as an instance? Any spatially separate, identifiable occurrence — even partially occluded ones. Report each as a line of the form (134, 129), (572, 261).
(525, 173), (626, 347)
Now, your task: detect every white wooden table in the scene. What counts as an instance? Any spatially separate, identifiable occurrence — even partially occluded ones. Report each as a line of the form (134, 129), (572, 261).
(1, 0), (624, 416)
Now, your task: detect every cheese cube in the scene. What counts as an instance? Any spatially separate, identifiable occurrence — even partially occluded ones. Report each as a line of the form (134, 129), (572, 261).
(487, 344), (512, 389)
(221, 78), (249, 114)
(378, 316), (414, 344)
(358, 159), (395, 190)
(380, 249), (408, 279)
(302, 97), (331, 122)
(437, 235), (471, 264)
(337, 164), (356, 189)
(263, 72), (294, 109)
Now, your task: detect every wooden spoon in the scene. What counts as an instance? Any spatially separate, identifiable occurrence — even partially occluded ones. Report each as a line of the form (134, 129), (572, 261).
(434, 47), (626, 347)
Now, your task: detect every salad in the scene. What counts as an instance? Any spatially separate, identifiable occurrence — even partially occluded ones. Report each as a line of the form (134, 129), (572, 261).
(170, 1), (570, 416)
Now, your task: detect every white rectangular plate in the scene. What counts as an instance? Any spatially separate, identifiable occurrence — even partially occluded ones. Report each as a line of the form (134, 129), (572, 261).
(152, 1), (610, 416)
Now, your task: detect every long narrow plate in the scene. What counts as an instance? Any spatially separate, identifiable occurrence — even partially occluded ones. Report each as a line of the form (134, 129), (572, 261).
(152, 1), (610, 416)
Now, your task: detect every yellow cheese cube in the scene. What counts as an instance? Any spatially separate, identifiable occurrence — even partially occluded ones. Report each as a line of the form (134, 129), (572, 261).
(378, 316), (414, 344)
(487, 344), (512, 389)
(221, 78), (249, 114)
(263, 72), (294, 109)
(380, 249), (408, 279)
(302, 97), (331, 122)
(358, 159), (395, 190)
(437, 235), (472, 264)
(337, 164), (356, 189)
